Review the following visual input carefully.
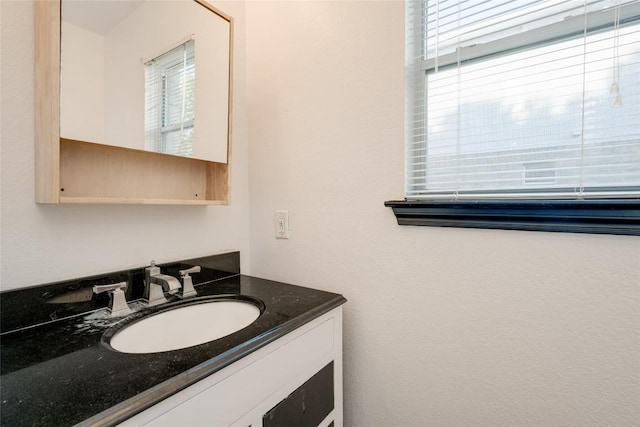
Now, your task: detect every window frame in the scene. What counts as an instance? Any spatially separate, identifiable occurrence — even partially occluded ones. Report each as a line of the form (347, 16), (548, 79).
(145, 39), (196, 157)
(386, 1), (640, 235)
(385, 199), (640, 235)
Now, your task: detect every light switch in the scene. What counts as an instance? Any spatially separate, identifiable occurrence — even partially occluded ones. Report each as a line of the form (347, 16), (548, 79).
(274, 210), (290, 239)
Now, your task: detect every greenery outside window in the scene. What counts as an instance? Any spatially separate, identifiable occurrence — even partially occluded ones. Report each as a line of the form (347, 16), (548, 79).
(386, 0), (640, 235)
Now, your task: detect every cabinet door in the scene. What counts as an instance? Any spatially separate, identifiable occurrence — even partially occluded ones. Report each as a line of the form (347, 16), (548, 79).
(263, 362), (334, 427)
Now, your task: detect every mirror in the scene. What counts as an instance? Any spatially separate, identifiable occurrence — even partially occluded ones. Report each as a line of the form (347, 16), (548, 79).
(60, 0), (231, 163)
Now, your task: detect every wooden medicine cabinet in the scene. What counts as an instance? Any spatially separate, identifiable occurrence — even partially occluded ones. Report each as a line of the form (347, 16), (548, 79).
(35, 0), (233, 204)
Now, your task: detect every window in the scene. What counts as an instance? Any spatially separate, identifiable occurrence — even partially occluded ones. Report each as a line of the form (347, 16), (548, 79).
(386, 0), (640, 235)
(524, 161), (557, 186)
(145, 39), (195, 157)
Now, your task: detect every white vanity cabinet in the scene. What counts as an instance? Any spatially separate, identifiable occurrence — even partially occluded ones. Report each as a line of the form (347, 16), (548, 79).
(119, 307), (343, 427)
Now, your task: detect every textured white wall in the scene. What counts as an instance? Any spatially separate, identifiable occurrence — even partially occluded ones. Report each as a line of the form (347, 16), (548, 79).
(245, 1), (640, 426)
(0, 0), (250, 289)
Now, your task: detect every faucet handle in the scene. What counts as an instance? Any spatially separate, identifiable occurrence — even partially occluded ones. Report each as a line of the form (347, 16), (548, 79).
(93, 281), (132, 317)
(178, 266), (200, 299)
(93, 281), (127, 294)
(179, 266), (201, 277)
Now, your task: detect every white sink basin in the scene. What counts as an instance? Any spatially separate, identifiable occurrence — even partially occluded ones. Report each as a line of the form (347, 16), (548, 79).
(109, 299), (261, 353)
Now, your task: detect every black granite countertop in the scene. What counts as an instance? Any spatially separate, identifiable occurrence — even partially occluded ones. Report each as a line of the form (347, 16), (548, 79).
(0, 253), (346, 427)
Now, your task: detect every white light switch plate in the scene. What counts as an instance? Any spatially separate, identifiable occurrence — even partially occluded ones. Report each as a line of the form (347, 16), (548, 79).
(274, 210), (289, 239)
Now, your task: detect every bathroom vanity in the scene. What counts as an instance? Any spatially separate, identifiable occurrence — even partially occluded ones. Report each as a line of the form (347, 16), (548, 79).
(0, 252), (346, 426)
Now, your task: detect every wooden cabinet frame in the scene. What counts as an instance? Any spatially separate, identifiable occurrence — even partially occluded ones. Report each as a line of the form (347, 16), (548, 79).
(35, 0), (232, 205)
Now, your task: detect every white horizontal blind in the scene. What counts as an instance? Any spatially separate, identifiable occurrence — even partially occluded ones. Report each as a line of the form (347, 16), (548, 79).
(145, 39), (196, 157)
(406, 0), (640, 199)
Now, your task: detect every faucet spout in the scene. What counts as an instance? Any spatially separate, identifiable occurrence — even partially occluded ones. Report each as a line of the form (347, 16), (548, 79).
(144, 261), (182, 306)
(150, 274), (181, 294)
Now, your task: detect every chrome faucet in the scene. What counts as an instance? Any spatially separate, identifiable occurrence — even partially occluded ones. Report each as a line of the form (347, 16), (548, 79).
(93, 281), (132, 317)
(145, 261), (181, 306)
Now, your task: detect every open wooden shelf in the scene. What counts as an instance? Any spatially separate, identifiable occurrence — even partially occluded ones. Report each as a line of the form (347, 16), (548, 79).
(57, 139), (229, 204)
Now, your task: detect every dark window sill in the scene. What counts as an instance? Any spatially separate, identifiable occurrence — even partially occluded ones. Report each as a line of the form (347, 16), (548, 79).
(384, 199), (640, 236)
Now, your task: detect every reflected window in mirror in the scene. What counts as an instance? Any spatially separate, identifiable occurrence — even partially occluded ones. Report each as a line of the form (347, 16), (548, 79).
(145, 39), (196, 157)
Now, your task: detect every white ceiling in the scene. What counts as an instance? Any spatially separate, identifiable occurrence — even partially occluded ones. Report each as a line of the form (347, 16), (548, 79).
(62, 0), (145, 35)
